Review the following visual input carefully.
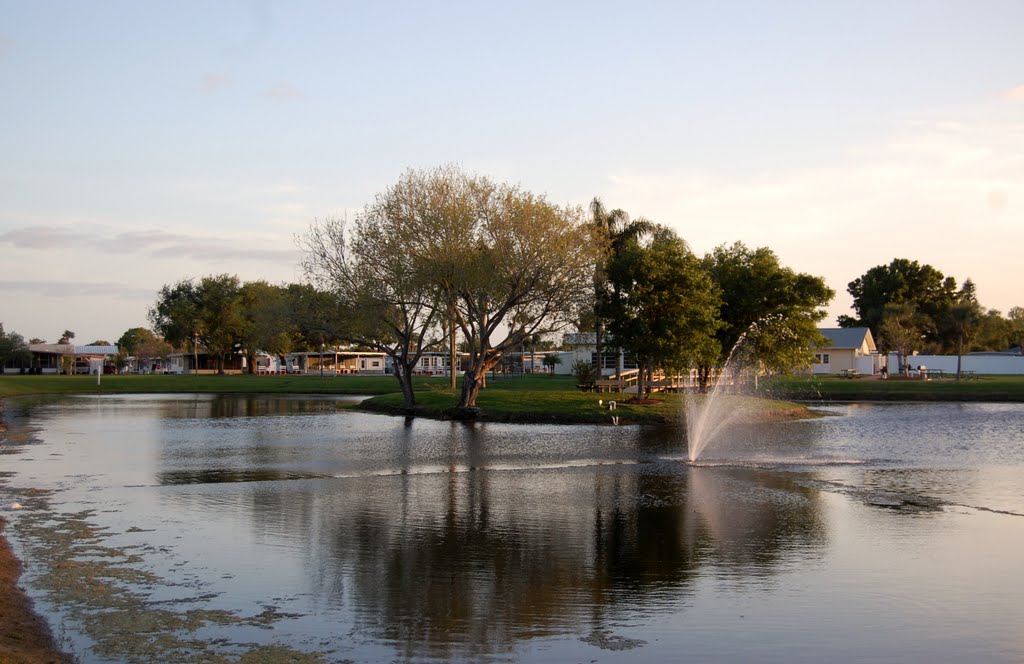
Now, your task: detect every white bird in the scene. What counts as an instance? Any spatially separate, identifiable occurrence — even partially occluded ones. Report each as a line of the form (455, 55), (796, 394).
(7, 502), (22, 511)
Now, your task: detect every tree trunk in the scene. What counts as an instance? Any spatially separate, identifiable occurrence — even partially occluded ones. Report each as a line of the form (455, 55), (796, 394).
(449, 317), (457, 390)
(460, 366), (484, 408)
(395, 362), (416, 410)
(697, 366), (712, 393)
(246, 350), (256, 374)
(956, 335), (963, 381)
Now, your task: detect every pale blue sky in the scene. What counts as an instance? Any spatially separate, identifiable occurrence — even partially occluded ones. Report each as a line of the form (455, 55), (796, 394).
(2, 1), (1023, 342)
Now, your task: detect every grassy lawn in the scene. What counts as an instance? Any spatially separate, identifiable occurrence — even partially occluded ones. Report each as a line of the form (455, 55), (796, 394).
(362, 375), (810, 425)
(0, 372), (812, 425)
(0, 373), (449, 398)
(4, 372), (1020, 424)
(764, 374), (1024, 402)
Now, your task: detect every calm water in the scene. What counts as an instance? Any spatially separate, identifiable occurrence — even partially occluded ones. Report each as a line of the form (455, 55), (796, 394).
(2, 395), (1024, 663)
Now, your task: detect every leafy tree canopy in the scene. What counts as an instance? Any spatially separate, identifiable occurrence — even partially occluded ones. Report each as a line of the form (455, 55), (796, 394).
(149, 274), (246, 374)
(0, 324), (32, 367)
(1009, 307), (1024, 355)
(841, 258), (957, 342)
(117, 327), (157, 355)
(702, 242), (833, 374)
(602, 226), (721, 396)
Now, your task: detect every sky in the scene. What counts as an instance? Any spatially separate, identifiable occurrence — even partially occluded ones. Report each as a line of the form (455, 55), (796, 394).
(2, 1), (1023, 344)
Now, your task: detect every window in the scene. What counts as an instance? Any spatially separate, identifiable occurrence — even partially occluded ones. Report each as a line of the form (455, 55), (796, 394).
(822, 353), (830, 364)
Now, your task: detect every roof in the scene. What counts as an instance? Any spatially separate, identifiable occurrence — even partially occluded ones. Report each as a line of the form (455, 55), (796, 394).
(75, 345), (118, 355)
(29, 343), (74, 354)
(563, 332), (596, 346)
(818, 327), (876, 351)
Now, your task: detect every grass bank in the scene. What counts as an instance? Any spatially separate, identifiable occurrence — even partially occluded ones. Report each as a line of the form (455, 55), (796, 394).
(361, 374), (812, 425)
(0, 373), (812, 425)
(764, 374), (1024, 402)
(0, 373), (450, 398)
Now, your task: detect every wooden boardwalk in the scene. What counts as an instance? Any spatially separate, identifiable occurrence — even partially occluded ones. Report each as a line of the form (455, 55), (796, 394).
(592, 368), (737, 394)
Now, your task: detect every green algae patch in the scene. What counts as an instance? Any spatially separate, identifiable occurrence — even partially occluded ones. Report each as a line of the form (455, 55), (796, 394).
(3, 485), (333, 663)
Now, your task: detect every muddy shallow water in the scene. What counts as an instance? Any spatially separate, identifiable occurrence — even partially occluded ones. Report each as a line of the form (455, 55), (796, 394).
(2, 395), (1024, 663)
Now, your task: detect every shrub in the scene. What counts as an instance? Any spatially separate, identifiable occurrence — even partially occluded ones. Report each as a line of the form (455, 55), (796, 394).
(571, 359), (598, 386)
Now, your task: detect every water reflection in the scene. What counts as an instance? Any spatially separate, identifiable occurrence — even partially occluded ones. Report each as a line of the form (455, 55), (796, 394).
(5, 395), (1024, 663)
(163, 461), (826, 658)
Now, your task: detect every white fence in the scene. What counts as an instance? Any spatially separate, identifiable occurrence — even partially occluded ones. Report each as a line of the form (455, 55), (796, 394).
(889, 353), (1024, 375)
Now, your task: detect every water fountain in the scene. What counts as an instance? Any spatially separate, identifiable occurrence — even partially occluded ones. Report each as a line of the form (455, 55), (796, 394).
(685, 330), (758, 463)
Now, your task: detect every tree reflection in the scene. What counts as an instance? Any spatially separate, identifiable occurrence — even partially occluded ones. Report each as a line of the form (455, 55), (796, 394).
(306, 460), (825, 659)
(151, 408), (828, 659)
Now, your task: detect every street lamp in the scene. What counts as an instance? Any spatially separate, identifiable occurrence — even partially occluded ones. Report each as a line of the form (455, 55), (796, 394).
(320, 342), (324, 378)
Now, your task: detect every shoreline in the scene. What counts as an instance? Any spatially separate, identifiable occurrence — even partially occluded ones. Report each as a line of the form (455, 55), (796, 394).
(0, 515), (73, 664)
(0, 399), (72, 663)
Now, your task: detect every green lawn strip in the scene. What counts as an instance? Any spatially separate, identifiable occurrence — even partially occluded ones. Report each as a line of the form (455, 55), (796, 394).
(0, 373), (450, 398)
(0, 373), (812, 424)
(764, 374), (1024, 402)
(361, 387), (810, 425)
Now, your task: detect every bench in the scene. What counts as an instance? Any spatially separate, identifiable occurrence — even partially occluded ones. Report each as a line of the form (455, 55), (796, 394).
(594, 379), (630, 393)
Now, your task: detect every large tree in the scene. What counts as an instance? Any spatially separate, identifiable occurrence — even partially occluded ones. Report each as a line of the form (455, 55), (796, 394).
(239, 281), (294, 373)
(940, 281), (984, 381)
(702, 242), (833, 385)
(602, 226), (721, 398)
(840, 258), (957, 345)
(149, 274), (246, 374)
(0, 324), (32, 371)
(972, 309), (1013, 353)
(445, 178), (592, 409)
(149, 280), (199, 353)
(589, 198), (653, 377)
(285, 283), (347, 351)
(876, 302), (924, 374)
(117, 327), (157, 356)
(373, 166), (593, 410)
(300, 176), (447, 409)
(1009, 307), (1024, 355)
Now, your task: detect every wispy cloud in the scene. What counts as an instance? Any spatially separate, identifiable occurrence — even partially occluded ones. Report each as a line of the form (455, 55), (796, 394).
(158, 244), (300, 262)
(199, 73), (231, 93)
(0, 225), (298, 262)
(112, 229), (193, 247)
(1003, 84), (1024, 101)
(239, 182), (313, 196)
(265, 82), (302, 100)
(0, 280), (156, 300)
(0, 226), (94, 249)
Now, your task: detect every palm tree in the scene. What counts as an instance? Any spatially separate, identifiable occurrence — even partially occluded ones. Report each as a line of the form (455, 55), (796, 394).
(943, 281), (983, 381)
(590, 198), (653, 379)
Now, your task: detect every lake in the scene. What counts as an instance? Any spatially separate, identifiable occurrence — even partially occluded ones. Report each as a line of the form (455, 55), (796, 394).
(2, 395), (1023, 663)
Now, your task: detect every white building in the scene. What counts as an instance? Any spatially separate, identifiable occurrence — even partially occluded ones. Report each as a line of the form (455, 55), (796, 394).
(811, 328), (882, 375)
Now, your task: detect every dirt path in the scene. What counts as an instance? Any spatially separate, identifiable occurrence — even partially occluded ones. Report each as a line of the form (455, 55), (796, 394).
(0, 515), (74, 664)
